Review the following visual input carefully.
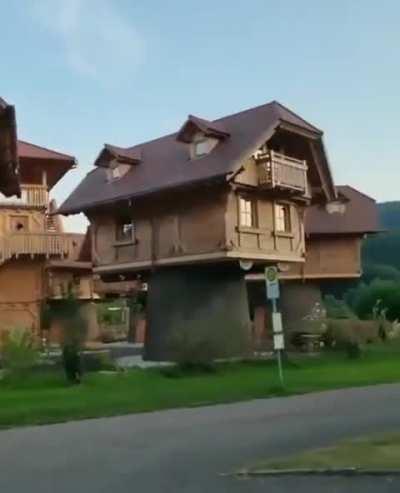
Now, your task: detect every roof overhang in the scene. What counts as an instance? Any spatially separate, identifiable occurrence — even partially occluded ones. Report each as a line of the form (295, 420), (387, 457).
(0, 98), (20, 197)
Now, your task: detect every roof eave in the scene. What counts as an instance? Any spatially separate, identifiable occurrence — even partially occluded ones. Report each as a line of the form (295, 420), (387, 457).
(57, 173), (229, 216)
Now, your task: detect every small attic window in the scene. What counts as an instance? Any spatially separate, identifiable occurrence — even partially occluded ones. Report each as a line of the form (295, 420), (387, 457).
(106, 163), (126, 182)
(194, 139), (210, 157)
(111, 166), (121, 180)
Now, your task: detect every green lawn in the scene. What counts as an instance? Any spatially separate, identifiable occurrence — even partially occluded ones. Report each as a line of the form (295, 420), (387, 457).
(1, 342), (400, 429)
(251, 433), (400, 471)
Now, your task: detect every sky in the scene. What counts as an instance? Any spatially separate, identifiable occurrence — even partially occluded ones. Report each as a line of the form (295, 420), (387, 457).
(1, 0), (399, 232)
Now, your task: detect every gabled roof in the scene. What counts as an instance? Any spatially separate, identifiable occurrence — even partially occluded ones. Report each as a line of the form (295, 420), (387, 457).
(0, 98), (20, 197)
(94, 144), (141, 167)
(306, 185), (381, 235)
(18, 140), (76, 190)
(18, 140), (76, 162)
(58, 100), (335, 215)
(177, 114), (230, 143)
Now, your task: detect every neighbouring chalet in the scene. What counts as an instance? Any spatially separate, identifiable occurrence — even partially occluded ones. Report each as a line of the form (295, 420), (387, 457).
(0, 98), (20, 197)
(0, 139), (81, 334)
(247, 185), (380, 343)
(59, 100), (338, 360)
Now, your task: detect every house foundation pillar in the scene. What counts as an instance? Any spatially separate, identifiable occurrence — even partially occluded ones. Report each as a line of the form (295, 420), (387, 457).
(144, 263), (251, 361)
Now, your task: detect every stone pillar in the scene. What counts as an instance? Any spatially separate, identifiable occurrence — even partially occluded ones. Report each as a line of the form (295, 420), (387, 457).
(144, 264), (251, 361)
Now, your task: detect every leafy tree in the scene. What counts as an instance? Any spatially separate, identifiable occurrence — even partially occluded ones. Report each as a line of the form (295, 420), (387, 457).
(347, 279), (400, 321)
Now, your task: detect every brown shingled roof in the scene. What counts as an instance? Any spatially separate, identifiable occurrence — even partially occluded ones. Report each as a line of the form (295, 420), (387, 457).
(306, 185), (381, 235)
(18, 140), (76, 190)
(18, 140), (76, 162)
(58, 100), (336, 215)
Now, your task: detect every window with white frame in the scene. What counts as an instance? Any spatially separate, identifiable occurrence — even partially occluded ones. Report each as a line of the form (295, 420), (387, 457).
(275, 204), (291, 233)
(239, 196), (257, 228)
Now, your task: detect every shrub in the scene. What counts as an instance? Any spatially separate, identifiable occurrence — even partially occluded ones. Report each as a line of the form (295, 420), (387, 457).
(1, 327), (39, 378)
(168, 315), (251, 372)
(323, 295), (355, 319)
(323, 319), (382, 349)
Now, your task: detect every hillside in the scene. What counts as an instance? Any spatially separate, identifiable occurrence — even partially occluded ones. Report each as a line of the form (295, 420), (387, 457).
(362, 202), (400, 280)
(377, 202), (400, 230)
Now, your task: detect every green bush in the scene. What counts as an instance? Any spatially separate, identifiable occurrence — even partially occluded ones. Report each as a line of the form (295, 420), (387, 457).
(323, 319), (381, 349)
(1, 327), (39, 378)
(346, 279), (400, 321)
(168, 315), (251, 372)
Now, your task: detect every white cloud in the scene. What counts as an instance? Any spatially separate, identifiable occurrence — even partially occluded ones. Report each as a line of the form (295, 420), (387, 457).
(31, 0), (145, 79)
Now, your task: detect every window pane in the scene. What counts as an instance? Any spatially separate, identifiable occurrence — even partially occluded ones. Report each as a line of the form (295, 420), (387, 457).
(116, 219), (134, 241)
(195, 140), (210, 156)
(239, 197), (256, 227)
(275, 204), (290, 232)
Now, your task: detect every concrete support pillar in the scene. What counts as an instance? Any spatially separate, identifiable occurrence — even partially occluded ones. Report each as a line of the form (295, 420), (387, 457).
(144, 264), (251, 361)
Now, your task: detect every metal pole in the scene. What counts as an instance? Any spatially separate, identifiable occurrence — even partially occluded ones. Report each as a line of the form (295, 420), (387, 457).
(271, 298), (284, 387)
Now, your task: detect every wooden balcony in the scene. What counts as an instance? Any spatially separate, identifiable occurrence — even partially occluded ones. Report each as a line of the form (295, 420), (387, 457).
(256, 150), (308, 194)
(0, 184), (49, 208)
(0, 233), (71, 262)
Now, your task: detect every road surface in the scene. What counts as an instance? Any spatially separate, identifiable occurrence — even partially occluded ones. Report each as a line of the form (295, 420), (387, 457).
(2, 384), (400, 492)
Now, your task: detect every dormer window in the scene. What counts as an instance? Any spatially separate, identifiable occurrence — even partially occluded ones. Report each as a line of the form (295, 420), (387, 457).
(176, 114), (230, 159)
(111, 166), (121, 180)
(95, 144), (141, 183)
(194, 139), (212, 157)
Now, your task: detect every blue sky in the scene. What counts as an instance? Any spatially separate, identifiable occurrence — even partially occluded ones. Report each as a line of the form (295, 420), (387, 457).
(1, 0), (399, 231)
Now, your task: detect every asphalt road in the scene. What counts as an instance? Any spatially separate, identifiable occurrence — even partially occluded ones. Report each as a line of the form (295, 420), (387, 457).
(2, 384), (400, 492)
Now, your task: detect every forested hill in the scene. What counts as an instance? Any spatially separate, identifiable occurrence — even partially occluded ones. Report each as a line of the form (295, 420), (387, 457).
(378, 202), (400, 230)
(362, 202), (400, 280)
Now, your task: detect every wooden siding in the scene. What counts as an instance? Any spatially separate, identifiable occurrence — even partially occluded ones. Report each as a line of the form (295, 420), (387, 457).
(91, 183), (306, 273)
(0, 259), (44, 334)
(91, 189), (227, 270)
(281, 236), (362, 279)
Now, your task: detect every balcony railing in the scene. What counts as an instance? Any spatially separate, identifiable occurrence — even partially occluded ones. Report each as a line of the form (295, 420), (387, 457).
(0, 184), (49, 208)
(257, 150), (308, 194)
(0, 233), (71, 263)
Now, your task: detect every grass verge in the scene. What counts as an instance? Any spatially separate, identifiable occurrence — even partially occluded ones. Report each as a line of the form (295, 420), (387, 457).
(1, 342), (400, 429)
(251, 433), (400, 472)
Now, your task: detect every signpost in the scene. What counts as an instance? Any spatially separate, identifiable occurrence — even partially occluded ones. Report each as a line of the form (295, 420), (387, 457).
(265, 266), (284, 386)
